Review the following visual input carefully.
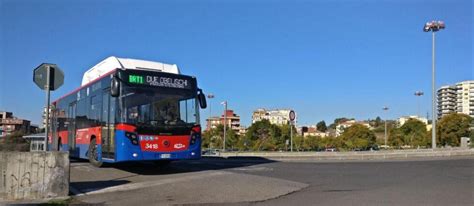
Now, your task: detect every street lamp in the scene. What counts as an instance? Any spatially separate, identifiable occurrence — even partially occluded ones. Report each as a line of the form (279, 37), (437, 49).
(383, 106), (389, 147)
(423, 20), (445, 149)
(207, 94), (214, 152)
(414, 91), (424, 117)
(221, 101), (227, 152)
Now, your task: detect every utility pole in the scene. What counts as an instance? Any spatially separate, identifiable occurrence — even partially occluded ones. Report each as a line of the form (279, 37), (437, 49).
(221, 101), (227, 152)
(414, 91), (424, 118)
(383, 106), (389, 147)
(207, 94), (214, 152)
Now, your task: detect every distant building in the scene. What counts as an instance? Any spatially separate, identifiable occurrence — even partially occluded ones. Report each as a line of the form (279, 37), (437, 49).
(398, 115), (428, 126)
(335, 120), (372, 137)
(455, 80), (474, 117)
(252, 108), (294, 125)
(206, 110), (242, 133)
(300, 126), (328, 138)
(437, 85), (458, 118)
(437, 80), (474, 118)
(0, 111), (33, 137)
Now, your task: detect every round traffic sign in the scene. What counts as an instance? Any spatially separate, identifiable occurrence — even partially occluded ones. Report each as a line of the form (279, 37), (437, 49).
(289, 110), (296, 121)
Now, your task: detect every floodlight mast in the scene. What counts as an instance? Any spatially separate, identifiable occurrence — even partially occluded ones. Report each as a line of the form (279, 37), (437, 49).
(423, 20), (445, 149)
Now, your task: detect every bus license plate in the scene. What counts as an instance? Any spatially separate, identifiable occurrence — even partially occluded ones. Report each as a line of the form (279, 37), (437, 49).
(160, 154), (171, 159)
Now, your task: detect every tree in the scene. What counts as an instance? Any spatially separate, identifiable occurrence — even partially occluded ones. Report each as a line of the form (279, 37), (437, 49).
(388, 127), (404, 148)
(202, 124), (238, 150)
(374, 116), (382, 127)
(388, 119), (429, 148)
(316, 121), (327, 132)
(245, 119), (281, 151)
(399, 119), (429, 147)
(340, 124), (376, 150)
(437, 113), (472, 147)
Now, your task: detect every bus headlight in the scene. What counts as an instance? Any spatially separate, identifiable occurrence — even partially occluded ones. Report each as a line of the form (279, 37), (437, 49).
(125, 132), (139, 145)
(190, 133), (199, 145)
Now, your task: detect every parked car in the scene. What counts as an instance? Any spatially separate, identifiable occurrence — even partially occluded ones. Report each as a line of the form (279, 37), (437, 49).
(201, 149), (220, 156)
(325, 148), (337, 152)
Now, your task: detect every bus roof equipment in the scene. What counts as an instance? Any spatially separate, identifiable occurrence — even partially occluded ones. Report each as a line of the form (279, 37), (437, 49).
(81, 56), (181, 86)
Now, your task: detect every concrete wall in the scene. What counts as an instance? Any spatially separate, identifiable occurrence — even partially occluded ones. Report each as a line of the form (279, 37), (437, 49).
(0, 152), (69, 200)
(218, 148), (474, 161)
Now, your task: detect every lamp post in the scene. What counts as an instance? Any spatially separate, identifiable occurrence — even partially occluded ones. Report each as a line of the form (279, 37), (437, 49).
(423, 20), (445, 149)
(207, 94), (214, 152)
(221, 101), (227, 152)
(383, 106), (389, 147)
(414, 91), (424, 117)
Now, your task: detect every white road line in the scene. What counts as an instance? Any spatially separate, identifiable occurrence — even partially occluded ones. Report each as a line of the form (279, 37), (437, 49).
(70, 171), (230, 196)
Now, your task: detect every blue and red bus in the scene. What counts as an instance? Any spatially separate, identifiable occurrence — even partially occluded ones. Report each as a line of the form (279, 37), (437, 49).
(49, 57), (207, 167)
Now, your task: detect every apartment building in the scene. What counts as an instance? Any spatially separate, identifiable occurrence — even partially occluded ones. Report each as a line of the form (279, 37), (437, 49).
(437, 80), (474, 118)
(456, 80), (474, 117)
(206, 110), (242, 133)
(0, 111), (33, 137)
(252, 108), (294, 125)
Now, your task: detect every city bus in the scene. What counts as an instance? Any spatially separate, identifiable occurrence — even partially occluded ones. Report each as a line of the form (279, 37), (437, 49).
(49, 56), (207, 167)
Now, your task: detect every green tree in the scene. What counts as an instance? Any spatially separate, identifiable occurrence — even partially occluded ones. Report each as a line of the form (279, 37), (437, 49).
(437, 113), (472, 147)
(388, 127), (404, 148)
(293, 135), (305, 151)
(340, 124), (376, 150)
(245, 119), (281, 151)
(399, 119), (429, 147)
(304, 135), (324, 150)
(202, 124), (238, 150)
(388, 119), (429, 148)
(316, 121), (328, 132)
(374, 116), (382, 127)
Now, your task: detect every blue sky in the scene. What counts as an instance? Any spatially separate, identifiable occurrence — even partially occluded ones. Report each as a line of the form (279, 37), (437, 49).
(0, 0), (472, 126)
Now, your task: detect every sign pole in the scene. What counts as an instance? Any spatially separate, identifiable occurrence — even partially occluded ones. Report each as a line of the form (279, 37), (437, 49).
(289, 110), (295, 152)
(290, 120), (293, 152)
(44, 66), (51, 151)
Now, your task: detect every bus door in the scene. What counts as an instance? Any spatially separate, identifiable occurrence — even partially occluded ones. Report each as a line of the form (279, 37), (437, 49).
(101, 90), (115, 159)
(68, 102), (77, 151)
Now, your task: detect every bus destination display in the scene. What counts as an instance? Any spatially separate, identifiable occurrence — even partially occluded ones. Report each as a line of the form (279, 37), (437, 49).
(128, 74), (192, 89)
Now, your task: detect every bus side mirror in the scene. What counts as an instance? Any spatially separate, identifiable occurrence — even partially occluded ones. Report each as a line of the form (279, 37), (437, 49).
(111, 77), (120, 97)
(198, 90), (207, 109)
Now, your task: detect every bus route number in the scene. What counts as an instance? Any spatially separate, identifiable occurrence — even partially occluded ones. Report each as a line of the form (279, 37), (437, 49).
(145, 143), (159, 150)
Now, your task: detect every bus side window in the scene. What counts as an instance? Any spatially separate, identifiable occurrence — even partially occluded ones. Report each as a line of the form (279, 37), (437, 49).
(90, 95), (102, 125)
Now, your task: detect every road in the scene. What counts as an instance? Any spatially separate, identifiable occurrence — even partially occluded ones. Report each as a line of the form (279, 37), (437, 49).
(70, 156), (474, 205)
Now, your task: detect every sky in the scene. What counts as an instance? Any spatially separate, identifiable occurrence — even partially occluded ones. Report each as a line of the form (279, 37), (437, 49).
(0, 0), (472, 126)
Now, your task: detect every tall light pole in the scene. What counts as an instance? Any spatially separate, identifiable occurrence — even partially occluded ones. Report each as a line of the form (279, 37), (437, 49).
(207, 94), (214, 152)
(414, 91), (424, 117)
(221, 101), (227, 152)
(424, 20), (445, 149)
(383, 106), (389, 147)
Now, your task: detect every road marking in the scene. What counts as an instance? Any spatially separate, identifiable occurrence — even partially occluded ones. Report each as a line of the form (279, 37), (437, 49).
(70, 171), (230, 196)
(232, 166), (273, 172)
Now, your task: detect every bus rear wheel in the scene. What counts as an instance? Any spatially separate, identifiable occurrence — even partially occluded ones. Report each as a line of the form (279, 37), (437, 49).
(88, 139), (103, 167)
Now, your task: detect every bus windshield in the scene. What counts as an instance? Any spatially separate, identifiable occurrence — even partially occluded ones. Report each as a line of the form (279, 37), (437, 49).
(119, 86), (198, 128)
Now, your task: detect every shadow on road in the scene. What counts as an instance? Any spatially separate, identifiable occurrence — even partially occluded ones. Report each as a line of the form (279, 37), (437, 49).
(71, 180), (130, 193)
(70, 156), (276, 194)
(99, 156), (276, 176)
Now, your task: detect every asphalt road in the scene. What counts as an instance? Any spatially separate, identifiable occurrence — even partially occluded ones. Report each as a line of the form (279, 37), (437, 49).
(70, 157), (474, 205)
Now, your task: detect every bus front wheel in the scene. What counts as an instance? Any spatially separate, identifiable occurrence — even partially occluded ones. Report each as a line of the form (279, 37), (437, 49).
(88, 139), (103, 167)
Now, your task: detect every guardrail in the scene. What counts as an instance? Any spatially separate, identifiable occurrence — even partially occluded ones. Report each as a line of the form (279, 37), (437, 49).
(212, 148), (474, 161)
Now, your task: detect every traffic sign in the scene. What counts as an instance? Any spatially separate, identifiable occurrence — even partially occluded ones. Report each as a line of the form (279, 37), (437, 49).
(33, 63), (64, 151)
(289, 110), (296, 121)
(33, 63), (64, 91)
